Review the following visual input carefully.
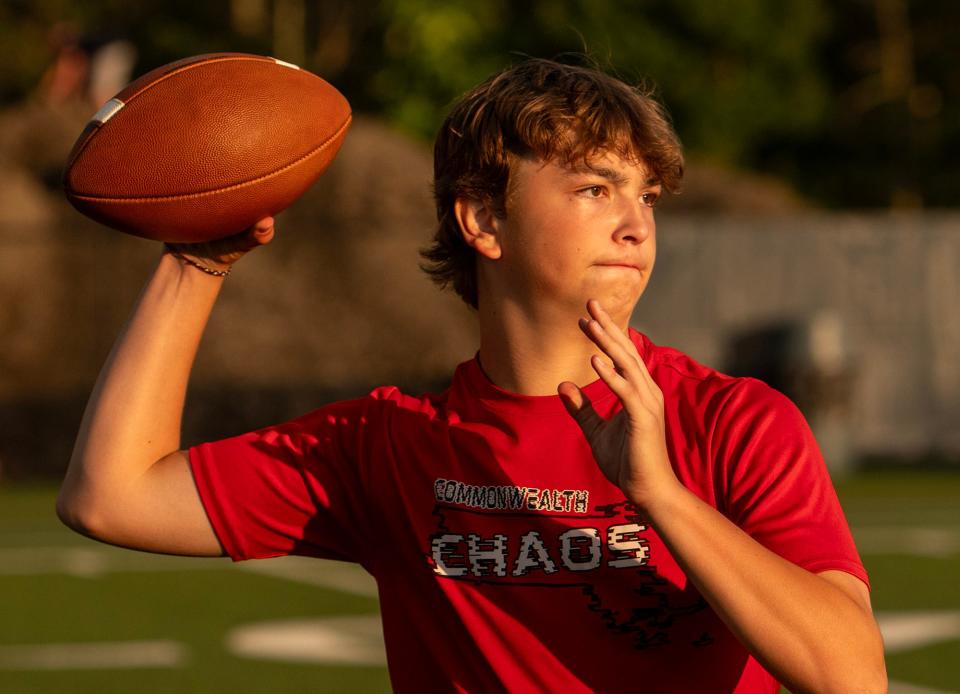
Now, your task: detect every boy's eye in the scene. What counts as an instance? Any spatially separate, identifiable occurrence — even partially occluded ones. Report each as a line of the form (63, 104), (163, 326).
(641, 191), (660, 207)
(582, 185), (605, 197)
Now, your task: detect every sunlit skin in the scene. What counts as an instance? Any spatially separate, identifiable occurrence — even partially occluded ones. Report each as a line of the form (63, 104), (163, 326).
(485, 151), (660, 326)
(456, 151), (662, 397)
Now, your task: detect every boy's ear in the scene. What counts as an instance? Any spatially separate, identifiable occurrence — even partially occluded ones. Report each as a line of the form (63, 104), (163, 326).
(454, 197), (502, 260)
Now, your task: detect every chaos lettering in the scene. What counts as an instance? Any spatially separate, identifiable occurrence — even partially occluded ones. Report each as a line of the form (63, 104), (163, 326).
(431, 523), (649, 578)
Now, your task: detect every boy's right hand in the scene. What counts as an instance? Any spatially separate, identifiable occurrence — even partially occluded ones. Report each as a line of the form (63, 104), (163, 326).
(164, 217), (276, 274)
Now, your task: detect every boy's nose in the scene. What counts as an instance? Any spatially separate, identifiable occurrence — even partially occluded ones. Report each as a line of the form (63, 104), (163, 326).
(613, 200), (653, 243)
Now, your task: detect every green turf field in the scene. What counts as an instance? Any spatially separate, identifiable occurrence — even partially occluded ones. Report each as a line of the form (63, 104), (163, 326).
(1, 472), (958, 693)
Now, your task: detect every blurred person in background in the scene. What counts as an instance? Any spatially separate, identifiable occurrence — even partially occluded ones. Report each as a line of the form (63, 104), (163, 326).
(0, 23), (136, 191)
(38, 23), (136, 108)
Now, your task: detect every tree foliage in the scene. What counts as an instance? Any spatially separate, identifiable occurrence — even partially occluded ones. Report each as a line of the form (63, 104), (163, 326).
(0, 0), (955, 207)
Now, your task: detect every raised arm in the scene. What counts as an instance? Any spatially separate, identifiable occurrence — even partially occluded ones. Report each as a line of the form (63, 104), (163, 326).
(56, 219), (275, 556)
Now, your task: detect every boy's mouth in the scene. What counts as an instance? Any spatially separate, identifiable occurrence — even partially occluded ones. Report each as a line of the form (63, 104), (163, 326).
(594, 262), (641, 271)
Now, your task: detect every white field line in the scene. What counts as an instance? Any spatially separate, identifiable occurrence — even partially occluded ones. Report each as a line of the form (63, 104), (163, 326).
(237, 556), (378, 597)
(0, 546), (378, 596)
(851, 526), (960, 557)
(0, 546), (225, 578)
(227, 615), (386, 666)
(877, 610), (960, 654)
(0, 640), (186, 670)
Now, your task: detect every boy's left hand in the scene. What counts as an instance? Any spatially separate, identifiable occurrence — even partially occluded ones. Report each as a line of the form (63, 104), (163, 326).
(558, 299), (681, 511)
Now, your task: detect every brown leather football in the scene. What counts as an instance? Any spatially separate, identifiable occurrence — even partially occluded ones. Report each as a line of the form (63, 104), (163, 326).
(63, 53), (351, 243)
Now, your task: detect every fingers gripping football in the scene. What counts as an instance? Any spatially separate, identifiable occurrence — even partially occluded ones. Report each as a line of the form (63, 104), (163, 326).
(165, 216), (275, 273)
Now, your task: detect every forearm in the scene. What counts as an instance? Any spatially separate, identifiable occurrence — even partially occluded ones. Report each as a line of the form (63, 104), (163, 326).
(646, 483), (886, 693)
(59, 251), (224, 515)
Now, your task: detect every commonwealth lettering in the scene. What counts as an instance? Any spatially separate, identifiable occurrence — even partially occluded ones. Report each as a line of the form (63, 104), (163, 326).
(434, 477), (590, 514)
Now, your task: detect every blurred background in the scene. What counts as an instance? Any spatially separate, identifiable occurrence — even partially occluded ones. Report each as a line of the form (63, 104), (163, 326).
(0, 1), (957, 692)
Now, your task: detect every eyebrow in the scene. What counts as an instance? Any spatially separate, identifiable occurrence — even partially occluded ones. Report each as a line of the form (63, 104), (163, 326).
(565, 165), (660, 187)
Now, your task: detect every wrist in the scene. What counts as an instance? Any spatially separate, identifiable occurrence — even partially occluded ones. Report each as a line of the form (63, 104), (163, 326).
(162, 244), (231, 278)
(627, 475), (688, 519)
(157, 249), (227, 289)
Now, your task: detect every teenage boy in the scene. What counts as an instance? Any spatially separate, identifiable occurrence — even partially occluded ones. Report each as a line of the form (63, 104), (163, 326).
(58, 58), (886, 692)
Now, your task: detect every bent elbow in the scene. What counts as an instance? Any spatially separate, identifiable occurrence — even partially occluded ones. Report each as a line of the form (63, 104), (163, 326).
(858, 659), (889, 694)
(55, 490), (83, 533)
(836, 667), (887, 694)
(822, 647), (888, 694)
(56, 487), (104, 539)
(858, 622), (889, 693)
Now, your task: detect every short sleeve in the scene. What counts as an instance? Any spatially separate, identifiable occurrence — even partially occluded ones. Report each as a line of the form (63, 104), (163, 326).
(188, 396), (377, 570)
(710, 378), (869, 589)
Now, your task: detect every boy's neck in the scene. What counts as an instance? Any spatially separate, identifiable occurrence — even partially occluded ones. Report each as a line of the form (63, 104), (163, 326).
(476, 298), (628, 397)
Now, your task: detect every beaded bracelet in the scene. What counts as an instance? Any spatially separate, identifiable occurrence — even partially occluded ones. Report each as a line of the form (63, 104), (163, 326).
(163, 244), (231, 277)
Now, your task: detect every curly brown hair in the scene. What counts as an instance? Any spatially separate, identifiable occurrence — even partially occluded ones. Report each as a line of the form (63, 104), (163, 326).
(420, 57), (684, 310)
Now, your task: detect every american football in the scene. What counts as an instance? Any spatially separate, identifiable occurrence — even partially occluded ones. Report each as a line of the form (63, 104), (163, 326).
(62, 52), (351, 243)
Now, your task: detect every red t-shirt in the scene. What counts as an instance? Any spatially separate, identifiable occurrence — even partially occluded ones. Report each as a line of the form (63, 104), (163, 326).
(189, 329), (867, 693)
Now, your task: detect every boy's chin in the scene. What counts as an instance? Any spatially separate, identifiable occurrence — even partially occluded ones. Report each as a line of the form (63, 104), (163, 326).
(583, 281), (645, 309)
(571, 289), (643, 320)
